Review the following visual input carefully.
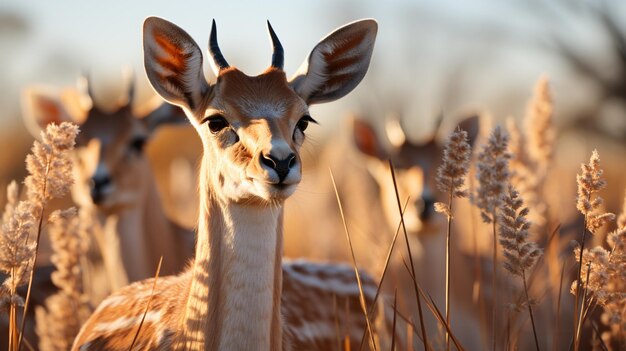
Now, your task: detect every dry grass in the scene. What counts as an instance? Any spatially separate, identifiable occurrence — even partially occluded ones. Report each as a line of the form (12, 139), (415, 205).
(0, 122), (78, 351)
(1, 77), (625, 351)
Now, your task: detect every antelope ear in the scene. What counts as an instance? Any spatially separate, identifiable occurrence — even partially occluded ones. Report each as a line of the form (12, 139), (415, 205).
(21, 87), (73, 138)
(143, 17), (210, 114)
(351, 115), (385, 159)
(456, 114), (480, 146)
(140, 98), (189, 132)
(290, 19), (377, 105)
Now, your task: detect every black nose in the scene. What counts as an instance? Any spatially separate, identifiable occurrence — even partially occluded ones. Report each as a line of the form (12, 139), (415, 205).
(261, 153), (297, 182)
(420, 196), (435, 221)
(90, 175), (111, 204)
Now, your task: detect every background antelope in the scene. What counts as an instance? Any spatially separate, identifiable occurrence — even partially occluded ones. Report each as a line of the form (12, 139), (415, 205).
(22, 76), (196, 286)
(73, 16), (380, 350)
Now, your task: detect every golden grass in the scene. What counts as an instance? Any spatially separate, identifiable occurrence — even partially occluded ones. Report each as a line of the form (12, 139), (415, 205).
(1, 77), (626, 351)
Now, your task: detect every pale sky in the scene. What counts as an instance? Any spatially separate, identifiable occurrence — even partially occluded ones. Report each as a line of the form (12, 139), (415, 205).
(1, 0), (624, 138)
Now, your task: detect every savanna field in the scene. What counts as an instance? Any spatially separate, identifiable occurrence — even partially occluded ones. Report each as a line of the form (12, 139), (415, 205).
(0, 1), (625, 350)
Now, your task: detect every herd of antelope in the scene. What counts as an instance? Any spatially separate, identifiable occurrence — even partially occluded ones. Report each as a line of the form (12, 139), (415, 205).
(4, 12), (623, 351)
(20, 17), (385, 350)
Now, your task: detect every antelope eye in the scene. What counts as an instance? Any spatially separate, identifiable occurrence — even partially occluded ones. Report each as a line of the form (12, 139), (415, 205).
(296, 115), (317, 133)
(130, 137), (147, 152)
(203, 115), (229, 134)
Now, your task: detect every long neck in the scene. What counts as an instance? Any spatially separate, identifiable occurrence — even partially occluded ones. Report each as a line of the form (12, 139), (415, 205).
(108, 169), (184, 281)
(180, 160), (284, 351)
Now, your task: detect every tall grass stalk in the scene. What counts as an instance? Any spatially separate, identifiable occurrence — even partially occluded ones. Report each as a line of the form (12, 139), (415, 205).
(572, 150), (614, 351)
(472, 125), (510, 351)
(128, 256), (163, 351)
(435, 128), (471, 351)
(498, 186), (542, 350)
(389, 160), (429, 351)
(0, 182), (35, 351)
(330, 169), (377, 351)
(358, 198), (409, 351)
(36, 207), (91, 351)
(390, 289), (398, 351)
(16, 122), (78, 351)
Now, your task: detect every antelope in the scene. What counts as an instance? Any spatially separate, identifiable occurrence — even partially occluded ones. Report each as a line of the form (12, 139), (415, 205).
(22, 75), (196, 284)
(72, 17), (380, 350)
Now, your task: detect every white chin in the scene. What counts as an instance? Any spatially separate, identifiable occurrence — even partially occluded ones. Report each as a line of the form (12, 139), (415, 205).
(252, 181), (297, 201)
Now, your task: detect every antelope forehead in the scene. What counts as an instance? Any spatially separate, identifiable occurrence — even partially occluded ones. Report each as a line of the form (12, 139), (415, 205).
(236, 99), (288, 119)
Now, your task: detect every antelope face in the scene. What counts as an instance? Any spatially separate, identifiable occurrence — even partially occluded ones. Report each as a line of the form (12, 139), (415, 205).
(195, 69), (312, 203)
(143, 17), (377, 205)
(71, 106), (151, 211)
(352, 115), (479, 234)
(22, 79), (187, 213)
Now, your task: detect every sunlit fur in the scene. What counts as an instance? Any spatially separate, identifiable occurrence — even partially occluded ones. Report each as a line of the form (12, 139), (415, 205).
(192, 68), (309, 205)
(73, 16), (378, 351)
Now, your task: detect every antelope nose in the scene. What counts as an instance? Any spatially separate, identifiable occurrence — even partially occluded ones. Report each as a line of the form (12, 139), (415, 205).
(420, 195), (435, 221)
(90, 175), (111, 204)
(261, 153), (297, 182)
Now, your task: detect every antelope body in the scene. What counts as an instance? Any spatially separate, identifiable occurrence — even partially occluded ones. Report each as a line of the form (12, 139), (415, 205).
(73, 16), (378, 350)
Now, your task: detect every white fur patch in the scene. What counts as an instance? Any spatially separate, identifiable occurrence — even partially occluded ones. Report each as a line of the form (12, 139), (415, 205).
(93, 310), (162, 334)
(218, 205), (280, 350)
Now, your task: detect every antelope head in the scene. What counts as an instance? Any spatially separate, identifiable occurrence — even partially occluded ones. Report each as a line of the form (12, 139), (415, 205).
(22, 74), (187, 213)
(352, 113), (479, 234)
(142, 17), (377, 205)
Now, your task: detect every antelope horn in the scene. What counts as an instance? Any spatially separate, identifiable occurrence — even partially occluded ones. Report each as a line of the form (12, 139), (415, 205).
(122, 67), (135, 108)
(267, 20), (284, 70)
(433, 110), (444, 138)
(209, 19), (230, 72)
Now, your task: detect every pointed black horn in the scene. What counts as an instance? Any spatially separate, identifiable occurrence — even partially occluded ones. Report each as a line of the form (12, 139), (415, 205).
(209, 19), (229, 71)
(267, 20), (284, 70)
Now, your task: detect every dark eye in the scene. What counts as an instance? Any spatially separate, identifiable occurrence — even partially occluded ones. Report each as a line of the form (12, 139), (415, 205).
(203, 115), (229, 134)
(296, 115), (317, 133)
(130, 137), (147, 153)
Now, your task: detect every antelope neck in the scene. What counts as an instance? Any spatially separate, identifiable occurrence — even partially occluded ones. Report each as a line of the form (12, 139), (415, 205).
(180, 160), (284, 351)
(109, 170), (182, 281)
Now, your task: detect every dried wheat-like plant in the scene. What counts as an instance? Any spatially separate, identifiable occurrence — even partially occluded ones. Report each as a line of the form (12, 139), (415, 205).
(472, 125), (510, 351)
(499, 186), (543, 278)
(499, 185), (542, 350)
(507, 77), (555, 229)
(586, 194), (626, 348)
(436, 129), (472, 206)
(525, 76), (554, 175)
(435, 128), (471, 351)
(473, 125), (510, 224)
(617, 190), (626, 229)
(14, 121), (79, 350)
(571, 229), (625, 349)
(600, 225), (626, 347)
(573, 149), (615, 351)
(0, 182), (37, 350)
(36, 208), (91, 351)
(25, 122), (78, 206)
(0, 182), (35, 298)
(576, 150), (615, 234)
